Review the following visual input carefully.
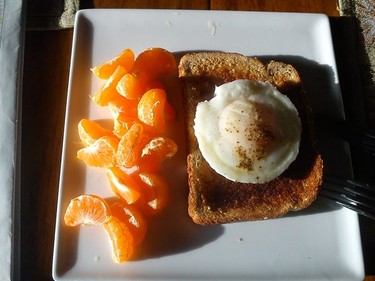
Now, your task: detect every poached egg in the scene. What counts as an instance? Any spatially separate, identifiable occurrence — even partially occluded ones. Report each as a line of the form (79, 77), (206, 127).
(194, 80), (301, 184)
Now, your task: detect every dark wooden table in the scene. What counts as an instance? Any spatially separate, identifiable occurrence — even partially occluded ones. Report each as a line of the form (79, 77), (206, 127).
(21, 0), (375, 280)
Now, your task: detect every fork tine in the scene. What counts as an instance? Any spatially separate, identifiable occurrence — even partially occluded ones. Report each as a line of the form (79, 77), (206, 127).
(324, 178), (375, 208)
(319, 175), (375, 220)
(325, 174), (375, 192)
(323, 185), (375, 210)
(319, 189), (375, 220)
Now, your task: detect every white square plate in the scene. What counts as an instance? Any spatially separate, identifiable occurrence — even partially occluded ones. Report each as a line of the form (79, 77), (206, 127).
(53, 9), (364, 281)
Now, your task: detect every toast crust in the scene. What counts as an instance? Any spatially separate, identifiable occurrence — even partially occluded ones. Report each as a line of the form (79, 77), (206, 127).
(179, 52), (323, 225)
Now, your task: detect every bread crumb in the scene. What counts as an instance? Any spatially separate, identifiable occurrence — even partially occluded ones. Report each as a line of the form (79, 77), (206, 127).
(238, 237), (244, 242)
(93, 256), (100, 262)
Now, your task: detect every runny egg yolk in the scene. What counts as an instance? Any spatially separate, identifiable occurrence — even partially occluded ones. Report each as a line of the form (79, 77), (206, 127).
(193, 80), (301, 184)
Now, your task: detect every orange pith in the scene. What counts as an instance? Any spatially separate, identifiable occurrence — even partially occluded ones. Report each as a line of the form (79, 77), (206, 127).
(91, 48), (135, 79)
(64, 194), (110, 226)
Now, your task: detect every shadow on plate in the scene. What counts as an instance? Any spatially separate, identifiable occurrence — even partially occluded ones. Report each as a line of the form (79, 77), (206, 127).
(259, 55), (352, 217)
(133, 197), (225, 261)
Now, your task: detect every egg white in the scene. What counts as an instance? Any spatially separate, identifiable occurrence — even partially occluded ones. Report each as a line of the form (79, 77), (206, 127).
(194, 80), (301, 184)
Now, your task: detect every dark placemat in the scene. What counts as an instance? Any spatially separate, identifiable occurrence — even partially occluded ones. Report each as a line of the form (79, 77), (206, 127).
(338, 0), (375, 275)
(339, 0), (375, 128)
(26, 0), (79, 29)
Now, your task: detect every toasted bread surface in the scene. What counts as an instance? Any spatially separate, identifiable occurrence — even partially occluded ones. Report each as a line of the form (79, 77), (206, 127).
(178, 52), (323, 225)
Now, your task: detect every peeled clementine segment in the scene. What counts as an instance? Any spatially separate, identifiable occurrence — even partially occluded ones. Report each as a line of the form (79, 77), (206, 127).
(110, 201), (148, 246)
(77, 135), (119, 168)
(104, 216), (134, 263)
(108, 95), (139, 137)
(108, 94), (139, 119)
(64, 194), (111, 226)
(142, 137), (177, 158)
(116, 71), (150, 100)
(132, 48), (176, 79)
(108, 96), (139, 138)
(138, 137), (178, 172)
(138, 88), (167, 132)
(116, 123), (144, 167)
(91, 66), (127, 106)
(112, 114), (139, 138)
(134, 172), (169, 216)
(91, 48), (135, 79)
(78, 119), (113, 147)
(106, 166), (142, 204)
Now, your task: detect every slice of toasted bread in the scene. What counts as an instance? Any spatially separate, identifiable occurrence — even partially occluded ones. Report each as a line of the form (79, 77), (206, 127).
(178, 52), (323, 225)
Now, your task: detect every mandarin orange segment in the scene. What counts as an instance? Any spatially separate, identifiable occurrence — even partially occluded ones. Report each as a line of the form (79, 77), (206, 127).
(91, 66), (127, 106)
(78, 119), (113, 147)
(108, 94), (139, 119)
(112, 114), (139, 138)
(91, 48), (135, 79)
(132, 48), (176, 79)
(142, 137), (178, 158)
(135, 172), (169, 216)
(110, 201), (148, 246)
(64, 194), (111, 226)
(138, 88), (167, 132)
(116, 123), (144, 168)
(112, 108), (159, 140)
(116, 71), (150, 100)
(108, 95), (139, 137)
(138, 137), (178, 172)
(77, 135), (119, 168)
(104, 216), (134, 263)
(106, 166), (142, 204)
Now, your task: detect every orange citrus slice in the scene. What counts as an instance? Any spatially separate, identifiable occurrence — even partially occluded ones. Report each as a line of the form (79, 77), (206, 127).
(134, 172), (169, 216)
(91, 48), (135, 79)
(138, 137), (178, 172)
(137, 88), (167, 132)
(91, 65), (127, 106)
(64, 194), (110, 226)
(106, 166), (142, 204)
(116, 71), (150, 100)
(110, 201), (148, 246)
(78, 119), (113, 147)
(77, 135), (119, 168)
(115, 123), (144, 167)
(132, 48), (176, 78)
(104, 216), (134, 263)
